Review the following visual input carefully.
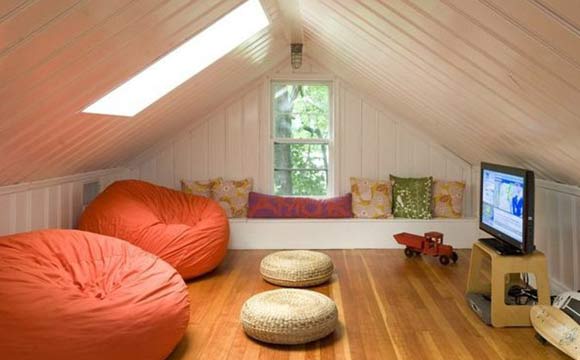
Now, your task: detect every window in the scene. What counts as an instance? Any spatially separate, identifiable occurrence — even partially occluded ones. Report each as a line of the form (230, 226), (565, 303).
(83, 0), (269, 117)
(272, 82), (332, 196)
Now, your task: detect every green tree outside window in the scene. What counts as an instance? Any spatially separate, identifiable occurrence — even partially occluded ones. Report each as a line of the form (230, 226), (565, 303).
(272, 83), (331, 196)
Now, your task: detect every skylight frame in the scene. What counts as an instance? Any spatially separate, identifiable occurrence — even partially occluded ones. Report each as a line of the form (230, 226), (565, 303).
(82, 0), (270, 117)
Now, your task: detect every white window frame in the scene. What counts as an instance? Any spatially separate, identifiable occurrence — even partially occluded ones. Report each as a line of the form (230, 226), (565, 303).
(270, 80), (335, 197)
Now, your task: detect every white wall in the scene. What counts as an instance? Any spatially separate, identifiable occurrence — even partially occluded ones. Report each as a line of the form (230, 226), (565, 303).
(0, 169), (127, 236)
(127, 61), (474, 214)
(130, 81), (265, 192)
(536, 180), (580, 293)
(338, 82), (473, 215)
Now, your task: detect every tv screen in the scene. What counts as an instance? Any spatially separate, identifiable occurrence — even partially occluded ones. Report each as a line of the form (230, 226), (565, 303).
(481, 169), (525, 242)
(479, 162), (535, 253)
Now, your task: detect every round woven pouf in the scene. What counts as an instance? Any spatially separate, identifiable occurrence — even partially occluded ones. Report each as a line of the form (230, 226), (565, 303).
(260, 250), (334, 287)
(240, 289), (338, 345)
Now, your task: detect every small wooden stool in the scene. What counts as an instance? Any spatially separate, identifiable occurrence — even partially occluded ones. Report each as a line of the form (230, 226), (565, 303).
(466, 241), (550, 327)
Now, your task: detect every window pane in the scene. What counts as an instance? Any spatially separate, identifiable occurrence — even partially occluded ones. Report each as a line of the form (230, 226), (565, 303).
(273, 83), (329, 139)
(274, 170), (328, 196)
(274, 143), (329, 196)
(274, 143), (328, 170)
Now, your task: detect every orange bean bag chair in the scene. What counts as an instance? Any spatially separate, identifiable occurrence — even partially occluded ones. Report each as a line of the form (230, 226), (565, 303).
(79, 180), (229, 280)
(0, 229), (189, 360)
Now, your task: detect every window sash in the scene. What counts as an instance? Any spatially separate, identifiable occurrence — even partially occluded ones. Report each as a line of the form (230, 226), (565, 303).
(273, 169), (329, 196)
(273, 142), (329, 171)
(273, 138), (329, 144)
(270, 80), (334, 197)
(274, 168), (329, 172)
(271, 82), (331, 141)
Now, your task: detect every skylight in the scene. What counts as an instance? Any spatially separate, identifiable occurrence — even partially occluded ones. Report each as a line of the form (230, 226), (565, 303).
(83, 0), (269, 117)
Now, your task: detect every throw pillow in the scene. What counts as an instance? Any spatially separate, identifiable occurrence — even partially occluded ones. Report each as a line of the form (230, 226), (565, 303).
(247, 192), (353, 218)
(390, 175), (433, 219)
(211, 178), (253, 218)
(432, 180), (465, 218)
(181, 178), (220, 198)
(350, 177), (392, 218)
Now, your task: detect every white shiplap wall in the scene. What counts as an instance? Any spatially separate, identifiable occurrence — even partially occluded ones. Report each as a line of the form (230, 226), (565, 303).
(127, 67), (474, 214)
(536, 181), (580, 293)
(129, 82), (264, 192)
(0, 169), (128, 236)
(338, 82), (473, 215)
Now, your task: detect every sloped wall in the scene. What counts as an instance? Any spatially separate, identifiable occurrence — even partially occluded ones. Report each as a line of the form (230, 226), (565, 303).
(127, 74), (474, 215)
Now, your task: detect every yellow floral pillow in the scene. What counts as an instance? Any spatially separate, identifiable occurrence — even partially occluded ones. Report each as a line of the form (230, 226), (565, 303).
(180, 178), (220, 198)
(350, 177), (392, 218)
(432, 180), (466, 218)
(211, 178), (253, 218)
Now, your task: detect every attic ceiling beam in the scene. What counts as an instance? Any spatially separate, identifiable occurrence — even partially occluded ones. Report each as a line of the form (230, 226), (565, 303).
(276, 0), (304, 43)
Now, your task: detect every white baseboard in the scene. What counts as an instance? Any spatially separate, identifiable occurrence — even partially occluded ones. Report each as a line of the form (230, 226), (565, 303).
(229, 218), (478, 249)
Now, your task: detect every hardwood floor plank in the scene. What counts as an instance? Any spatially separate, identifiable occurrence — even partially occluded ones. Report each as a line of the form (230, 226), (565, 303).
(327, 272), (351, 360)
(167, 250), (568, 360)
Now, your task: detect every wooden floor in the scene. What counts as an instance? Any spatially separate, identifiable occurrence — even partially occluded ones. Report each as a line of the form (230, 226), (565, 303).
(168, 250), (567, 360)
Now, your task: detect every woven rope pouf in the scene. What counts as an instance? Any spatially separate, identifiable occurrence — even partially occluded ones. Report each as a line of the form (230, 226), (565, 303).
(260, 250), (334, 287)
(240, 289), (338, 345)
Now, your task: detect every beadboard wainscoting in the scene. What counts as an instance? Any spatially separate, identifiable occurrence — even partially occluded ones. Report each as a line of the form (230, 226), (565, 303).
(0, 169), (127, 236)
(536, 180), (580, 293)
(126, 68), (474, 215)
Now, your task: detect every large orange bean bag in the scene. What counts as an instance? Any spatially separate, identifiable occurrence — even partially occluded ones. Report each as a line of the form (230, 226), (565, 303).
(79, 180), (229, 280)
(0, 229), (189, 360)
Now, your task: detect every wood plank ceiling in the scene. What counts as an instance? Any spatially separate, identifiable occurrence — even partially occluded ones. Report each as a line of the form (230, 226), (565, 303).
(1, 0), (580, 187)
(301, 0), (580, 185)
(0, 0), (287, 186)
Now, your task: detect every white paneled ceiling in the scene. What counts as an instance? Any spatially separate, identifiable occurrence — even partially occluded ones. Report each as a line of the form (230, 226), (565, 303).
(301, 0), (580, 185)
(1, 0), (580, 187)
(0, 0), (287, 185)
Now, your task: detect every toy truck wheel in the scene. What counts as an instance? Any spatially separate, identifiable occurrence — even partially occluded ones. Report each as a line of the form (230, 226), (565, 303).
(413, 251), (421, 256)
(439, 255), (450, 265)
(404, 247), (414, 258)
(451, 252), (458, 263)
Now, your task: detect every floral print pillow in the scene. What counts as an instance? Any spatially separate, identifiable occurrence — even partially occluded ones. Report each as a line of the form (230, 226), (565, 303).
(432, 180), (465, 218)
(211, 178), (253, 218)
(247, 192), (353, 218)
(350, 177), (392, 218)
(181, 178), (220, 198)
(390, 175), (433, 219)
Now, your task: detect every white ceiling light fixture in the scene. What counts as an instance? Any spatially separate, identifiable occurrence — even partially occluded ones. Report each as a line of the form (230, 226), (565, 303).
(83, 0), (269, 117)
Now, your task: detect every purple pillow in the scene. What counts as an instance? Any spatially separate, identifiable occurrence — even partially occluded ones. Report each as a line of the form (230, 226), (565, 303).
(247, 192), (353, 219)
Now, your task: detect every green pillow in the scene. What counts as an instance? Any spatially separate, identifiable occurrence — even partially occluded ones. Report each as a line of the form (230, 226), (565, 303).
(390, 175), (433, 219)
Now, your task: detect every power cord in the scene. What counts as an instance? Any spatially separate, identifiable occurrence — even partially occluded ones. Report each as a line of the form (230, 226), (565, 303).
(508, 284), (538, 305)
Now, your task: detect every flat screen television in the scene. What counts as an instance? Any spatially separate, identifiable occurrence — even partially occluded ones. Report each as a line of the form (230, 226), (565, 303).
(479, 162), (535, 254)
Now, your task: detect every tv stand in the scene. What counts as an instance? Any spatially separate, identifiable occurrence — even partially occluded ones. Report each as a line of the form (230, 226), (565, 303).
(478, 238), (523, 256)
(466, 241), (550, 327)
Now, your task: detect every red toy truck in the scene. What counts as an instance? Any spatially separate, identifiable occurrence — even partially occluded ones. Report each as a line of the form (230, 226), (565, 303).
(393, 231), (458, 265)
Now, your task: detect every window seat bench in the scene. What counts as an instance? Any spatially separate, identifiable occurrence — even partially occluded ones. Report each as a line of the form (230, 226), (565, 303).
(228, 217), (478, 249)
